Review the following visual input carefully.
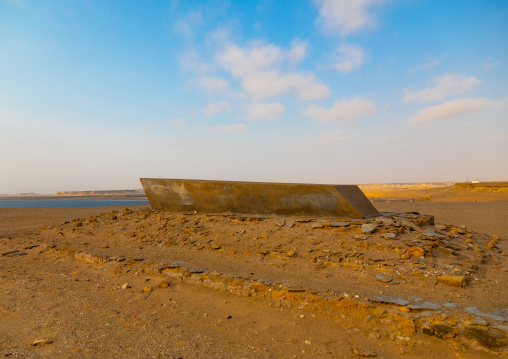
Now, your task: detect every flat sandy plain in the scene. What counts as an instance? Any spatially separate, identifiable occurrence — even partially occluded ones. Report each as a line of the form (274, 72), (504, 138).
(1, 183), (507, 358)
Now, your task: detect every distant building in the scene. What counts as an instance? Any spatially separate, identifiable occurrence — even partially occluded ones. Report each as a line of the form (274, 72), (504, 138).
(472, 180), (480, 184)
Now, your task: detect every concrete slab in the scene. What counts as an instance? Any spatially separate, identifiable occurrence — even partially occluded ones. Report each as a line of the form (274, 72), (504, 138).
(140, 178), (379, 219)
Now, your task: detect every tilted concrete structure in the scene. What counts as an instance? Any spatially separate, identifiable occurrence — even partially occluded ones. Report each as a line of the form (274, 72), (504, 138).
(140, 178), (379, 219)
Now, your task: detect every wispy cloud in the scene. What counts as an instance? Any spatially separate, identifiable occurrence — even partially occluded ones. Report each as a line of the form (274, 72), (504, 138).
(171, 118), (188, 127)
(407, 60), (440, 74)
(204, 101), (232, 116)
(483, 58), (499, 70)
(404, 74), (480, 103)
(334, 43), (364, 73)
(198, 76), (230, 92)
(411, 98), (489, 123)
(206, 123), (248, 132)
(244, 102), (286, 120)
(315, 0), (386, 36)
(304, 97), (380, 123)
(217, 41), (330, 100)
(174, 11), (202, 39)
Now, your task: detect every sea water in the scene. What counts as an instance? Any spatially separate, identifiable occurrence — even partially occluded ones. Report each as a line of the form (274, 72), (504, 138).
(0, 200), (149, 208)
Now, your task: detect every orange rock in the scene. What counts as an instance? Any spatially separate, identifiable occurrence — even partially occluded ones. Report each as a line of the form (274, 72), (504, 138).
(402, 246), (424, 259)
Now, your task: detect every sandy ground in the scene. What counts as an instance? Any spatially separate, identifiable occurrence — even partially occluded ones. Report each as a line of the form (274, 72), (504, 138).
(1, 191), (508, 358)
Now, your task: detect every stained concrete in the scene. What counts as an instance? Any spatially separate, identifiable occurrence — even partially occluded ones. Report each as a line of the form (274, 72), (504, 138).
(140, 178), (379, 219)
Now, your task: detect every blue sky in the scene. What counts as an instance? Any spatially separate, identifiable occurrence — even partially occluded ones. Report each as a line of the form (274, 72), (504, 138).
(1, 0), (507, 194)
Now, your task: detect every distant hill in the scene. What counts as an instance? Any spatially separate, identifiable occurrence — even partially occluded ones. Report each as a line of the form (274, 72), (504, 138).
(54, 189), (145, 196)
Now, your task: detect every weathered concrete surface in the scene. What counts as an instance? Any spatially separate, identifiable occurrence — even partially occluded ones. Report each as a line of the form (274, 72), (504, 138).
(140, 178), (379, 218)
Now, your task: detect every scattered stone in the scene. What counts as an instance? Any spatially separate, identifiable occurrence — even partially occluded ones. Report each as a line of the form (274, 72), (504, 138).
(354, 235), (368, 240)
(437, 275), (466, 288)
(143, 286), (152, 293)
(465, 306), (507, 321)
(409, 296), (424, 303)
(361, 224), (377, 234)
(32, 339), (53, 346)
(472, 317), (489, 326)
(275, 219), (286, 227)
(159, 281), (169, 288)
(402, 247), (425, 259)
(304, 340), (311, 345)
(464, 326), (508, 349)
(329, 221), (350, 227)
(380, 233), (397, 239)
(400, 306), (411, 313)
(375, 217), (395, 226)
(408, 301), (441, 310)
(443, 302), (457, 309)
(375, 273), (393, 283)
(2, 250), (27, 257)
(493, 324), (508, 334)
(369, 295), (410, 306)
(121, 283), (130, 290)
(352, 347), (377, 357)
(286, 251), (296, 257)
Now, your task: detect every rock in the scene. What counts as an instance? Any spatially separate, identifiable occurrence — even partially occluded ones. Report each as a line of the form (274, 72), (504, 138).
(443, 302), (457, 309)
(435, 224), (447, 231)
(493, 324), (508, 334)
(425, 324), (458, 339)
(286, 251), (296, 257)
(464, 326), (508, 349)
(361, 224), (377, 234)
(329, 221), (350, 227)
(352, 347), (377, 357)
(409, 296), (423, 302)
(143, 286), (152, 293)
(310, 223), (325, 229)
(369, 295), (410, 306)
(159, 281), (169, 288)
(472, 317), (489, 326)
(400, 306), (411, 313)
(380, 233), (397, 239)
(401, 247), (425, 259)
(2, 250), (28, 257)
(375, 217), (395, 226)
(465, 306), (507, 321)
(408, 301), (441, 310)
(375, 274), (393, 283)
(437, 275), (466, 288)
(354, 235), (368, 240)
(32, 339), (53, 346)
(121, 283), (130, 290)
(275, 219), (286, 227)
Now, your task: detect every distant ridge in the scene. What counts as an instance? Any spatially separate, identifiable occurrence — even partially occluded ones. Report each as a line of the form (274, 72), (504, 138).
(54, 189), (145, 196)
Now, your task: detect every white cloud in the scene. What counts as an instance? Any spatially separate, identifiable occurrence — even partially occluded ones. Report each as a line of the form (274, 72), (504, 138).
(321, 131), (348, 145)
(304, 98), (380, 123)
(404, 74), (480, 103)
(199, 76), (230, 92)
(334, 43), (364, 73)
(245, 103), (286, 120)
(171, 118), (188, 127)
(315, 0), (385, 36)
(407, 60), (440, 74)
(206, 123), (248, 133)
(217, 42), (329, 100)
(174, 11), (202, 38)
(483, 58), (499, 70)
(411, 98), (489, 123)
(204, 101), (232, 116)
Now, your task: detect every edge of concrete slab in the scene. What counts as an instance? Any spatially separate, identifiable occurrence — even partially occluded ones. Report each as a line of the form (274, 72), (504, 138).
(140, 178), (379, 219)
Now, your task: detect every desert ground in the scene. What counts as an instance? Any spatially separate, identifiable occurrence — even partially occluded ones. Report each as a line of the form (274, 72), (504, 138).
(1, 183), (507, 358)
